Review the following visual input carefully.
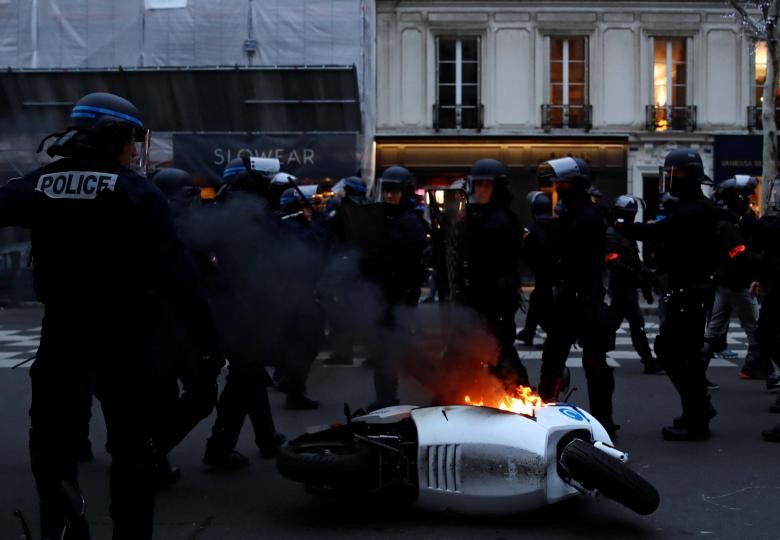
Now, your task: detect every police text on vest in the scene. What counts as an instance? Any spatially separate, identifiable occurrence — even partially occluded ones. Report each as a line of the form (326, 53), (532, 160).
(36, 171), (118, 199)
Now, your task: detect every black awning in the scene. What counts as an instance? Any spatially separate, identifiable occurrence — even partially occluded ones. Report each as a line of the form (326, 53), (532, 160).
(0, 66), (361, 133)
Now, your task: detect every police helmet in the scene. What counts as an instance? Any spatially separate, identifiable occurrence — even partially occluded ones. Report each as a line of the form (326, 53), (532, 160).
(279, 186), (314, 213)
(41, 93), (151, 169)
(376, 166), (414, 202)
(612, 194), (645, 223)
(153, 168), (194, 197)
(378, 166), (413, 189)
(271, 172), (298, 187)
(656, 191), (680, 220)
(222, 158), (247, 184)
(661, 148), (712, 197)
(469, 158), (507, 183)
(343, 176), (367, 196)
(537, 157), (591, 186)
(714, 175), (758, 213)
(526, 190), (552, 215)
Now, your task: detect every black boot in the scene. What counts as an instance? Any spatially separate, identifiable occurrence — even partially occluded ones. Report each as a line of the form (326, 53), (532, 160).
(662, 418), (710, 441)
(762, 424), (780, 442)
(257, 432), (286, 459)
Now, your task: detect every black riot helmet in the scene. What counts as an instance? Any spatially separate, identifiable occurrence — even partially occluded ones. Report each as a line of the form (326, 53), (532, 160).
(526, 190), (552, 216)
(660, 148), (712, 200)
(469, 158), (511, 204)
(221, 155), (281, 199)
(612, 194), (645, 224)
(538, 157), (591, 206)
(377, 166), (414, 203)
(152, 168), (200, 209)
(714, 175), (758, 214)
(38, 92), (151, 171)
(537, 157), (590, 186)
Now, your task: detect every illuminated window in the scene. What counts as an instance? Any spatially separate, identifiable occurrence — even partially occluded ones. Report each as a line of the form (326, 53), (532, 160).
(548, 37), (588, 128)
(653, 38), (686, 131)
(436, 37), (481, 129)
(755, 41), (768, 105)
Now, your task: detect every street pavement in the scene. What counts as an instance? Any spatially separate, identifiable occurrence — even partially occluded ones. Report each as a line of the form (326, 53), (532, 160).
(0, 304), (779, 540)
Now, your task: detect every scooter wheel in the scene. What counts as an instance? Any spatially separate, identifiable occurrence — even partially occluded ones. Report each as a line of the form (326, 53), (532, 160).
(277, 441), (373, 487)
(560, 439), (660, 515)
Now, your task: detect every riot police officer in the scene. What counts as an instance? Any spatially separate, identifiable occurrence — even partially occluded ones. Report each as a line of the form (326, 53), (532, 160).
(149, 168), (218, 483)
(199, 157), (286, 468)
(537, 157), (617, 436)
(273, 187), (327, 409)
(453, 159), (529, 387)
(517, 191), (554, 346)
(623, 148), (729, 440)
(704, 176), (767, 382)
(364, 166), (426, 411)
(606, 195), (662, 375)
(739, 177), (780, 440)
(0, 93), (222, 539)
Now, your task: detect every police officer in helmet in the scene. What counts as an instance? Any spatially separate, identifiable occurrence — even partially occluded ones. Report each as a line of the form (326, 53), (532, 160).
(453, 158), (529, 387)
(704, 176), (767, 383)
(0, 92), (223, 538)
(364, 166), (426, 411)
(517, 190), (554, 346)
(623, 148), (729, 440)
(606, 195), (662, 375)
(537, 157), (618, 436)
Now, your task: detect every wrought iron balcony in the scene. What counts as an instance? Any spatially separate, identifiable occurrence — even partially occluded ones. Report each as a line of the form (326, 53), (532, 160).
(747, 105), (780, 131)
(433, 103), (484, 131)
(645, 105), (697, 132)
(541, 104), (592, 131)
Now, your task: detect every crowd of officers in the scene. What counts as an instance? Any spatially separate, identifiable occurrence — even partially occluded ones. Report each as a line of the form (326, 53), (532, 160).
(1, 92), (780, 539)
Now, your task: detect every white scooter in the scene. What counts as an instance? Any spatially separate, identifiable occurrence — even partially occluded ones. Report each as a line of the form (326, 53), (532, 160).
(277, 402), (659, 516)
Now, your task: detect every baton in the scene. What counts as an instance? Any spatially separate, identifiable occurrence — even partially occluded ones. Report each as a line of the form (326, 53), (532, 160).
(12, 354), (36, 369)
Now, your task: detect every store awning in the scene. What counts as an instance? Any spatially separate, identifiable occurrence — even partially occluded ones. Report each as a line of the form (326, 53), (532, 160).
(0, 66), (361, 133)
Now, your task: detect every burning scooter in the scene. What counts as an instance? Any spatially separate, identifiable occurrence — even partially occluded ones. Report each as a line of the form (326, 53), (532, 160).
(277, 385), (659, 516)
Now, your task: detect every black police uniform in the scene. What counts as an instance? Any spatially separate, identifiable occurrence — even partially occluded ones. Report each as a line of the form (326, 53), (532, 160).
(519, 212), (554, 345)
(0, 156), (220, 539)
(194, 176), (284, 466)
(455, 199), (530, 386)
(539, 194), (616, 432)
(274, 202), (328, 408)
(364, 198), (426, 409)
(627, 192), (726, 438)
(149, 169), (218, 479)
(605, 225), (658, 372)
(742, 213), (780, 377)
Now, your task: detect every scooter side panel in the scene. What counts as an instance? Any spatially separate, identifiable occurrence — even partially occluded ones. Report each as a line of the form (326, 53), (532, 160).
(411, 406), (550, 514)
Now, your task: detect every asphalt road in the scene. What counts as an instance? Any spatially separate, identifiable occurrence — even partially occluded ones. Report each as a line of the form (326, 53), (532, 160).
(0, 305), (779, 540)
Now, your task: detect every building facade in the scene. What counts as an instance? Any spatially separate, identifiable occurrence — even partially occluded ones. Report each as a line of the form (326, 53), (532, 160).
(373, 0), (761, 222)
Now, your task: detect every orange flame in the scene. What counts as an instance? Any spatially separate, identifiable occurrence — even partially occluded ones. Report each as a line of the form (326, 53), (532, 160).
(464, 386), (545, 416)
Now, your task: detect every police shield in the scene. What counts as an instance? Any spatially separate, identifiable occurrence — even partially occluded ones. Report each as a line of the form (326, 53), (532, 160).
(425, 186), (468, 302)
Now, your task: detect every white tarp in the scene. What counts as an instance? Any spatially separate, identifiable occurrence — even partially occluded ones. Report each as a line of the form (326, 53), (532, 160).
(0, 0), (376, 180)
(145, 0), (187, 9)
(0, 0), (366, 71)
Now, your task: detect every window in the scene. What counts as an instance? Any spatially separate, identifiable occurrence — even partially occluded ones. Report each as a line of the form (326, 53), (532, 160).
(436, 37), (481, 129)
(652, 38), (687, 131)
(754, 41), (768, 107)
(548, 37), (589, 128)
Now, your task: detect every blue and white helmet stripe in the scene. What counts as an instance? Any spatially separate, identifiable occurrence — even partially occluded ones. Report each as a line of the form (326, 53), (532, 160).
(222, 166), (245, 180)
(71, 105), (144, 128)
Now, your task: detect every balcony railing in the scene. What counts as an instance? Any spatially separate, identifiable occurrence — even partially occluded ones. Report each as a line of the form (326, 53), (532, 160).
(645, 105), (697, 132)
(747, 105), (780, 131)
(433, 103), (484, 132)
(541, 104), (592, 132)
